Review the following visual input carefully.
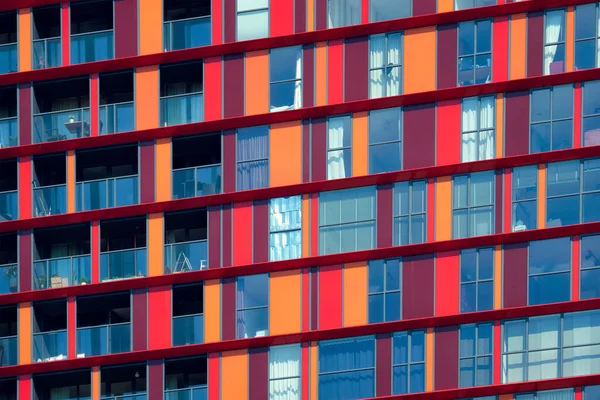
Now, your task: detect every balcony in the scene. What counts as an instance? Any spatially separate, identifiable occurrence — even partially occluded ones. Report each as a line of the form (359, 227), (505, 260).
(165, 356), (207, 400)
(76, 175), (139, 211)
(0, 264), (17, 294)
(33, 299), (68, 363)
(173, 165), (221, 199)
(32, 5), (62, 69)
(0, 12), (17, 74)
(0, 191), (17, 221)
(0, 86), (18, 148)
(33, 330), (68, 362)
(98, 102), (134, 134)
(77, 323), (130, 357)
(34, 108), (92, 142)
(0, 378), (16, 399)
(173, 283), (204, 346)
(172, 314), (204, 346)
(160, 92), (204, 127)
(70, 0), (114, 65)
(33, 38), (61, 70)
(101, 363), (147, 400)
(33, 152), (68, 217)
(163, 0), (211, 51)
(72, 30), (114, 64)
(172, 134), (221, 200)
(33, 369), (91, 399)
(33, 184), (67, 217)
(98, 70), (135, 134)
(164, 240), (207, 273)
(0, 306), (17, 367)
(33, 255), (91, 290)
(100, 248), (147, 281)
(100, 217), (148, 282)
(164, 210), (207, 274)
(165, 387), (208, 400)
(0, 159), (17, 221)
(160, 61), (204, 127)
(0, 234), (17, 294)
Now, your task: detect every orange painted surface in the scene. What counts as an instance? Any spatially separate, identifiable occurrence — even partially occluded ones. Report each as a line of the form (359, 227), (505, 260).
(67, 150), (75, 213)
(135, 66), (159, 129)
(438, 0), (453, 12)
(404, 27), (436, 94)
(139, 0), (162, 55)
(270, 269), (302, 334)
(302, 194), (310, 257)
(310, 342), (318, 400)
(19, 302), (31, 364)
(566, 7), (574, 73)
(315, 42), (327, 106)
(499, 395), (514, 400)
(148, 286), (171, 349)
(538, 165), (547, 229)
(435, 176), (452, 241)
(307, 0), (315, 31)
(509, 14), (527, 79)
(496, 94), (504, 158)
(18, 9), (31, 71)
(426, 327), (434, 391)
(221, 350), (248, 400)
(352, 112), (368, 177)
(270, 121), (303, 186)
(435, 251), (459, 316)
(343, 262), (367, 327)
(233, 202), (253, 265)
(205, 279), (221, 342)
(92, 367), (100, 400)
(245, 50), (269, 115)
(155, 138), (172, 202)
(148, 213), (164, 276)
(494, 245), (502, 309)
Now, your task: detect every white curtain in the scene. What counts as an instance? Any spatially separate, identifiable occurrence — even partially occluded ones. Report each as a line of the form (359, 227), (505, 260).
(269, 196), (302, 261)
(327, 0), (361, 28)
(369, 36), (385, 98)
(479, 96), (495, 160)
(536, 389), (575, 400)
(563, 310), (600, 377)
(462, 97), (478, 162)
(462, 97), (494, 162)
(387, 34), (402, 96)
(237, 127), (269, 190)
(294, 49), (302, 110)
(327, 118), (349, 180)
(527, 315), (560, 381)
(270, 344), (301, 400)
(544, 11), (563, 75)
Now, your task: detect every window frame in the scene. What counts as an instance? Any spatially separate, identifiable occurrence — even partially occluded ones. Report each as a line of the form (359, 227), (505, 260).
(268, 195), (302, 261)
(515, 389), (574, 400)
(235, 0), (270, 41)
(392, 330), (426, 394)
(368, 106), (403, 174)
(235, 273), (270, 339)
(269, 45), (303, 112)
(327, 0), (362, 28)
(529, 85), (574, 154)
(455, 0), (497, 10)
(459, 247), (494, 313)
(574, 3), (600, 70)
(369, 0), (411, 23)
(459, 322), (493, 388)
(368, 32), (404, 99)
(326, 114), (353, 180)
(511, 165), (538, 232)
(457, 18), (493, 87)
(236, 125), (270, 191)
(582, 80), (600, 147)
(460, 95), (496, 162)
(368, 258), (402, 324)
(580, 234), (600, 300)
(543, 8), (567, 75)
(392, 180), (426, 246)
(452, 171), (496, 239)
(268, 344), (302, 399)
(527, 237), (572, 306)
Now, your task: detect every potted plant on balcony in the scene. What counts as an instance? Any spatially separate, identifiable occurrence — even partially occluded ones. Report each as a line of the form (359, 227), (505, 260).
(3, 266), (17, 292)
(79, 276), (90, 285)
(68, 115), (76, 123)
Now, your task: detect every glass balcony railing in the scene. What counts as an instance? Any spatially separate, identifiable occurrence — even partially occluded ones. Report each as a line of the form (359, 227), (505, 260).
(0, 43), (17, 74)
(33, 255), (91, 290)
(76, 323), (131, 357)
(163, 16), (211, 51)
(0, 336), (17, 366)
(0, 191), (17, 221)
(164, 240), (207, 274)
(33, 184), (67, 217)
(172, 314), (204, 346)
(102, 394), (146, 400)
(76, 175), (139, 211)
(100, 248), (147, 282)
(165, 387), (208, 400)
(33, 330), (68, 362)
(32, 38), (61, 69)
(99, 102), (135, 134)
(0, 117), (18, 148)
(160, 93), (203, 127)
(33, 108), (91, 143)
(172, 165), (221, 199)
(0, 264), (18, 294)
(71, 30), (114, 64)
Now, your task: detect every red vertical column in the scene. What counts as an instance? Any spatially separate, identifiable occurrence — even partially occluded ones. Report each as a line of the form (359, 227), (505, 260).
(249, 348), (269, 400)
(301, 343), (309, 400)
(222, 204), (233, 267)
(327, 39), (343, 105)
(404, 103), (436, 169)
(302, 46), (314, 109)
(221, 278), (236, 340)
(493, 320), (501, 384)
(253, 200), (269, 263)
(68, 296), (76, 359)
(361, 0), (369, 23)
(91, 221), (100, 283)
(436, 99), (461, 165)
(504, 243), (528, 308)
(493, 16), (509, 82)
(375, 333), (392, 396)
(223, 0), (236, 43)
(204, 57), (222, 122)
(527, 11), (544, 77)
(434, 326), (459, 390)
(403, 255), (435, 319)
(310, 118), (326, 182)
(435, 251), (459, 317)
(18, 156), (32, 219)
(208, 206), (221, 269)
(574, 83), (582, 147)
(318, 265), (342, 329)
(270, 0), (294, 36)
(310, 194), (319, 256)
(573, 236), (580, 301)
(212, 0), (222, 45)
(148, 286), (172, 349)
(90, 74), (99, 136)
(233, 201), (253, 266)
(140, 141), (155, 203)
(19, 375), (31, 398)
(114, 0), (138, 58)
(575, 387), (583, 400)
(437, 24), (458, 90)
(344, 37), (368, 102)
(222, 130), (236, 193)
(208, 352), (220, 400)
(61, 3), (70, 66)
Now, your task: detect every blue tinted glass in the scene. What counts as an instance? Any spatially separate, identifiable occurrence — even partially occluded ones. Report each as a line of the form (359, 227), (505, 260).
(237, 274), (269, 308)
(546, 10), (566, 42)
(582, 235), (600, 269)
(547, 196), (580, 227)
(513, 165), (538, 201)
(411, 331), (425, 362)
(459, 358), (475, 388)
(237, 125), (269, 161)
(460, 325), (476, 357)
(477, 281), (493, 311)
(392, 365), (408, 394)
(476, 356), (492, 385)
(369, 107), (402, 144)
(474, 54), (491, 85)
(459, 21), (475, 56)
(530, 123), (551, 153)
(410, 215), (426, 244)
(270, 46), (301, 82)
(461, 283), (477, 313)
(318, 369), (374, 400)
(461, 250), (477, 282)
(319, 336), (375, 373)
(513, 201), (537, 231)
(584, 81), (600, 116)
(386, 259), (401, 291)
(583, 116), (600, 146)
(236, 308), (268, 338)
(547, 160), (580, 196)
(476, 20), (492, 53)
(581, 269), (600, 300)
(529, 273), (570, 305)
(531, 89), (551, 122)
(385, 292), (401, 322)
(393, 332), (408, 365)
(553, 85), (574, 120)
(529, 237), (571, 274)
(584, 159), (600, 192)
(368, 294), (384, 323)
(551, 120), (573, 150)
(584, 385), (600, 398)
(168, 17), (211, 50)
(369, 142), (401, 174)
(477, 324), (493, 354)
(575, 4), (597, 39)
(270, 81), (298, 111)
(368, 260), (384, 293)
(583, 193), (600, 223)
(479, 248), (494, 279)
(458, 56), (475, 86)
(409, 363), (425, 393)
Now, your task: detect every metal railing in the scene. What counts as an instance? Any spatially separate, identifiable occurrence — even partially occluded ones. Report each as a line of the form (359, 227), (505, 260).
(0, 336), (17, 366)
(0, 263), (18, 294)
(71, 30), (114, 64)
(0, 117), (18, 148)
(76, 175), (139, 211)
(33, 330), (68, 362)
(164, 240), (207, 274)
(163, 16), (211, 51)
(172, 314), (204, 346)
(33, 255), (91, 290)
(32, 37), (61, 69)
(100, 248), (147, 282)
(172, 164), (221, 199)
(164, 387), (207, 400)
(33, 184), (67, 217)
(99, 102), (135, 134)
(33, 107), (91, 143)
(101, 394), (146, 400)
(76, 322), (131, 357)
(0, 191), (17, 221)
(0, 43), (17, 74)
(160, 92), (203, 127)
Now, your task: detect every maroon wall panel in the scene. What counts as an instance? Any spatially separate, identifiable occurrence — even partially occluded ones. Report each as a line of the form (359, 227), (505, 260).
(311, 267), (318, 330)
(222, 204), (233, 267)
(19, 230), (31, 292)
(224, 0), (236, 43)
(132, 288), (147, 351)
(114, 0), (137, 58)
(402, 254), (434, 319)
(495, 172), (503, 234)
(316, 0), (327, 30)
(413, 0), (436, 16)
(148, 359), (163, 399)
(223, 130), (236, 193)
(208, 206), (221, 268)
(221, 277), (236, 340)
(403, 103), (435, 169)
(311, 118), (327, 182)
(253, 199), (269, 263)
(249, 347), (269, 400)
(505, 91), (530, 157)
(139, 141), (155, 203)
(503, 242), (528, 308)
(295, 0), (307, 33)
(376, 333), (392, 396)
(302, 121), (310, 183)
(344, 37), (368, 102)
(19, 84), (31, 146)
(377, 184), (393, 248)
(303, 45), (315, 108)
(437, 24), (458, 90)
(434, 326), (459, 390)
(527, 11), (544, 78)
(223, 54), (244, 118)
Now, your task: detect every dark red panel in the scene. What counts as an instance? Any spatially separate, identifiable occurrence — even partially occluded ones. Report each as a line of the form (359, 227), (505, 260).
(19, 84), (31, 146)
(435, 326), (459, 390)
(527, 11), (544, 78)
(249, 347), (269, 400)
(114, 0), (137, 58)
(253, 199), (269, 263)
(505, 91), (530, 157)
(19, 230), (31, 292)
(377, 184), (393, 248)
(344, 36), (368, 102)
(223, 54), (244, 118)
(316, 0), (326, 30)
(413, 0), (436, 16)
(504, 242), (528, 308)
(437, 24), (458, 90)
(132, 288), (147, 351)
(311, 118), (326, 182)
(224, 0), (236, 43)
(310, 267), (318, 330)
(208, 206), (221, 268)
(303, 44), (314, 108)
(402, 254), (434, 319)
(221, 277), (236, 340)
(495, 172), (503, 234)
(295, 0), (307, 33)
(376, 333), (392, 396)
(223, 130), (236, 193)
(302, 121), (310, 183)
(222, 204), (233, 267)
(403, 103), (435, 169)
(148, 359), (163, 399)
(139, 141), (154, 203)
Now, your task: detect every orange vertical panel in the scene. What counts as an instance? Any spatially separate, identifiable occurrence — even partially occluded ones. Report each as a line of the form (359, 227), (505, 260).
(135, 66), (159, 130)
(343, 262), (367, 327)
(438, 0), (453, 12)
(404, 27), (436, 94)
(204, 56), (222, 121)
(67, 150), (75, 213)
(538, 165), (547, 229)
(315, 42), (327, 106)
(435, 251), (459, 316)
(352, 112), (368, 177)
(270, 270), (302, 335)
(494, 245), (502, 309)
(302, 195), (310, 257)
(270, 121), (302, 186)
(148, 213), (164, 276)
(509, 14), (527, 79)
(496, 94), (504, 158)
(139, 0), (162, 55)
(435, 176), (452, 241)
(205, 279), (221, 342)
(233, 202), (253, 266)
(148, 286), (172, 349)
(155, 138), (171, 202)
(92, 366), (100, 400)
(566, 7), (574, 72)
(18, 9), (31, 72)
(327, 39), (343, 104)
(310, 342), (318, 400)
(245, 50), (269, 115)
(19, 302), (31, 364)
(426, 328), (434, 391)
(222, 350), (249, 400)
(307, 0), (315, 31)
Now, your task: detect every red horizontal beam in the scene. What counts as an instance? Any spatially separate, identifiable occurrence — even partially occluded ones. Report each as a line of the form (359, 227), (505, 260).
(0, 0), (593, 88)
(1, 297), (600, 376)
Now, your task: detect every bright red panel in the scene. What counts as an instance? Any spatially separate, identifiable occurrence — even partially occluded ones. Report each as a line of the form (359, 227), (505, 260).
(148, 286), (172, 349)
(212, 0), (223, 45)
(302, 269), (309, 331)
(19, 375), (30, 398)
(301, 343), (309, 400)
(271, 0), (294, 36)
(205, 57), (222, 121)
(327, 39), (343, 105)
(233, 201), (253, 266)
(318, 265), (343, 329)
(575, 83), (582, 147)
(61, 3), (69, 65)
(90, 74), (99, 136)
(493, 16), (509, 82)
(68, 297), (75, 359)
(573, 236), (580, 301)
(91, 221), (99, 283)
(436, 99), (461, 166)
(209, 352), (220, 400)
(18, 156), (32, 219)
(435, 251), (459, 316)
(494, 320), (501, 384)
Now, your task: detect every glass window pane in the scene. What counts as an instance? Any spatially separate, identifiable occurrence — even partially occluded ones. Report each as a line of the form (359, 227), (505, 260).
(453, 209), (468, 239)
(583, 193), (600, 223)
(237, 0), (268, 12)
(392, 365), (408, 395)
(547, 160), (580, 196)
(460, 325), (476, 358)
(547, 196), (580, 227)
(553, 85), (574, 120)
(459, 21), (475, 56)
(370, 0), (411, 22)
(394, 182), (409, 216)
(454, 175), (469, 209)
(476, 20), (492, 53)
(584, 159), (600, 192)
(237, 126), (268, 161)
(528, 314), (560, 350)
(394, 216), (409, 246)
(546, 10), (566, 42)
(318, 369), (374, 400)
(477, 281), (493, 311)
(409, 363), (425, 393)
(386, 259), (401, 291)
(368, 259), (384, 293)
(504, 353), (526, 383)
(581, 269), (600, 300)
(270, 81), (300, 112)
(513, 165), (538, 201)
(461, 283), (477, 313)
(478, 248), (494, 279)
(237, 10), (268, 41)
(504, 320), (526, 353)
(583, 116), (600, 146)
(478, 324), (493, 354)
(369, 35), (385, 70)
(476, 356), (492, 385)
(513, 201), (537, 231)
(327, 149), (352, 180)
(356, 186), (376, 221)
(531, 123), (551, 153)
(319, 336), (375, 373)
(575, 3), (597, 39)
(237, 274), (269, 308)
(369, 142), (401, 174)
(474, 54), (492, 84)
(327, 0), (362, 28)
(270, 46), (302, 82)
(575, 40), (596, 71)
(368, 294), (383, 323)
(527, 349), (559, 380)
(532, 89), (552, 122)
(584, 81), (600, 117)
(470, 171), (494, 206)
(470, 206), (493, 236)
(459, 358), (475, 387)
(563, 344), (600, 377)
(393, 332), (408, 365)
(237, 307), (269, 338)
(328, 116), (352, 149)
(411, 181), (426, 213)
(581, 235), (600, 269)
(411, 331), (425, 362)
(529, 237), (571, 274)
(461, 249), (477, 283)
(369, 107), (402, 144)
(563, 310), (600, 347)
(551, 119), (573, 151)
(384, 291), (401, 322)
(410, 215), (425, 244)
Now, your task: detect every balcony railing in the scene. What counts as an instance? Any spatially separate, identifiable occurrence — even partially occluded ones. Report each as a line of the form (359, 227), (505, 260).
(163, 16), (211, 51)
(76, 175), (139, 211)
(160, 92), (203, 127)
(0, 43), (17, 74)
(0, 117), (18, 148)
(33, 107), (91, 143)
(0, 264), (18, 294)
(33, 330), (67, 362)
(0, 191), (17, 221)
(0, 336), (17, 366)
(99, 102), (135, 134)
(76, 322), (131, 357)
(172, 313), (204, 346)
(165, 387), (208, 400)
(71, 30), (114, 64)
(33, 184), (67, 217)
(172, 164), (221, 199)
(102, 394), (146, 400)
(32, 37), (61, 69)
(100, 248), (147, 282)
(33, 255), (91, 290)
(164, 240), (207, 274)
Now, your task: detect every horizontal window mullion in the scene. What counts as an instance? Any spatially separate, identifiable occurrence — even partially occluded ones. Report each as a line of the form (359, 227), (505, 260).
(237, 157), (269, 164)
(327, 145), (352, 151)
(318, 366), (375, 376)
(238, 305), (269, 311)
(319, 219), (377, 229)
(271, 78), (302, 85)
(369, 139), (402, 146)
